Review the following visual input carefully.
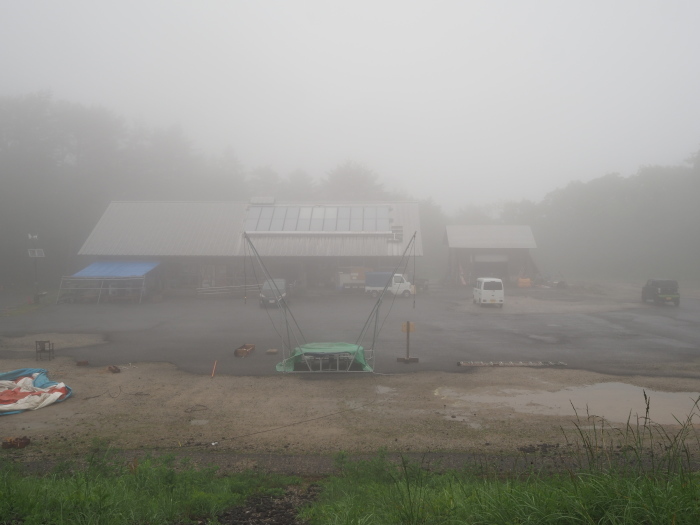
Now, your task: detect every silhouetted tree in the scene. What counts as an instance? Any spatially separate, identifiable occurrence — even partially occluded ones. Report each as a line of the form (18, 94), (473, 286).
(519, 164), (700, 282)
(284, 169), (317, 200)
(0, 93), (127, 284)
(248, 166), (282, 198)
(451, 204), (494, 225)
(319, 160), (388, 200)
(194, 148), (248, 201)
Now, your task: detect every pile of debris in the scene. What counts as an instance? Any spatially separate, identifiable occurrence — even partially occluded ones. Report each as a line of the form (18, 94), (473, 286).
(2, 436), (30, 449)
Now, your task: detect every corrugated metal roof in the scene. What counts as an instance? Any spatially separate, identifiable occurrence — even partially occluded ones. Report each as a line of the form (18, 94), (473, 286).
(79, 202), (248, 256)
(445, 225), (537, 249)
(244, 202), (423, 257)
(73, 261), (160, 278)
(244, 233), (407, 257)
(79, 201), (423, 257)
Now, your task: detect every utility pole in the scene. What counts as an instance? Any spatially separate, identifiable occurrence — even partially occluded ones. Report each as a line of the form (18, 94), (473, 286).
(27, 234), (45, 303)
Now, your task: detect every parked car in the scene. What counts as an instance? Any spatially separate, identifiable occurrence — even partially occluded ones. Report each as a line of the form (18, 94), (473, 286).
(473, 277), (504, 308)
(642, 279), (679, 306)
(364, 272), (414, 298)
(259, 278), (289, 308)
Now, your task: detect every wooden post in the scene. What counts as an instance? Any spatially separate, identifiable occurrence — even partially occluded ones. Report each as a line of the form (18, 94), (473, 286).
(397, 321), (418, 363)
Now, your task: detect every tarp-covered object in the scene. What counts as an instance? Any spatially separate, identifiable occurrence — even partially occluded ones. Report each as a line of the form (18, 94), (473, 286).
(276, 342), (372, 372)
(0, 369), (72, 415)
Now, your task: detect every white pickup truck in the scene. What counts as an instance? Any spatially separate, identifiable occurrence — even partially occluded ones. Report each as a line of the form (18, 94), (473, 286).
(365, 272), (414, 298)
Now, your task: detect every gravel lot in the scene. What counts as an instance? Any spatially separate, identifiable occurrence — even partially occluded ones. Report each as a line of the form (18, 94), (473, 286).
(2, 282), (699, 474)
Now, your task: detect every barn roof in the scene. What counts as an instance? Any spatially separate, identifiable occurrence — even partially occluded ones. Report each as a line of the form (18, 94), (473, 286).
(244, 201), (422, 257)
(79, 201), (422, 257)
(445, 225), (536, 249)
(79, 202), (248, 256)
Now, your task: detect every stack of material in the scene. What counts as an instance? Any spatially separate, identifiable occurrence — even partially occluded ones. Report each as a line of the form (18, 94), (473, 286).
(234, 344), (255, 357)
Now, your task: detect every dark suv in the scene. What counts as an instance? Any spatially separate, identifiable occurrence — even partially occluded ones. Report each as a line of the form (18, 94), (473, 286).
(259, 278), (289, 308)
(642, 279), (680, 306)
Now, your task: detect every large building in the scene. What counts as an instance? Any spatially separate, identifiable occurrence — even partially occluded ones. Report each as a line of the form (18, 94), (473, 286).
(445, 225), (537, 286)
(60, 200), (422, 302)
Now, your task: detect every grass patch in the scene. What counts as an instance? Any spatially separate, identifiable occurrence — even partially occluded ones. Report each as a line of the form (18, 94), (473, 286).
(301, 394), (700, 524)
(3, 395), (700, 524)
(0, 441), (299, 524)
(301, 452), (700, 524)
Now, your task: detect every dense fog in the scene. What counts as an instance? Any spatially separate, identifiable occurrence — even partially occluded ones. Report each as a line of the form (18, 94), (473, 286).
(2, 2), (700, 288)
(1, 93), (699, 288)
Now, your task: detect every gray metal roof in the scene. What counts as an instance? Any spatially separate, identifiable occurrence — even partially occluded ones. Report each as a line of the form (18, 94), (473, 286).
(244, 233), (412, 257)
(79, 201), (423, 257)
(79, 202), (248, 256)
(245, 201), (422, 257)
(445, 225), (536, 249)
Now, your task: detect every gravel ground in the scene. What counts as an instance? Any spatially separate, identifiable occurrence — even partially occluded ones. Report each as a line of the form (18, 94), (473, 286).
(3, 284), (700, 523)
(2, 335), (698, 468)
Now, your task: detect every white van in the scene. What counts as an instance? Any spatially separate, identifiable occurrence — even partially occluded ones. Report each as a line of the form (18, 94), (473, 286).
(473, 278), (504, 308)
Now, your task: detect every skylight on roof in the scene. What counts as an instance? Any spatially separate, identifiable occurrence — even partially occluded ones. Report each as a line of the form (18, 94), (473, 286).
(245, 206), (392, 232)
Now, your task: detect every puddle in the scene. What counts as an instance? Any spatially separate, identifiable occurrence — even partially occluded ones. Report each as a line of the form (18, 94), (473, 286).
(436, 383), (700, 424)
(376, 385), (395, 395)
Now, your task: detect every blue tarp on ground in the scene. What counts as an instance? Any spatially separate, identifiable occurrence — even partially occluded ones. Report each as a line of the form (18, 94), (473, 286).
(72, 261), (160, 278)
(0, 368), (73, 415)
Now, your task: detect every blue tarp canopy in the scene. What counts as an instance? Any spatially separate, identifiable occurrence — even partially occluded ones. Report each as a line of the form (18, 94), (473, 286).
(58, 261), (160, 304)
(72, 261), (160, 278)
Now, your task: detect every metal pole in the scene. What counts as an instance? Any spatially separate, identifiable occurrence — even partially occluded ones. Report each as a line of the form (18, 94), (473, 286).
(33, 258), (38, 301)
(370, 299), (381, 369)
(406, 319), (410, 360)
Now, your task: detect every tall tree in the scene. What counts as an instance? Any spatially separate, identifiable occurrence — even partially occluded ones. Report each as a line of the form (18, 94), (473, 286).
(516, 162), (700, 282)
(451, 204), (495, 225)
(319, 160), (388, 201)
(284, 169), (317, 201)
(0, 94), (127, 284)
(248, 166), (283, 199)
(194, 148), (248, 201)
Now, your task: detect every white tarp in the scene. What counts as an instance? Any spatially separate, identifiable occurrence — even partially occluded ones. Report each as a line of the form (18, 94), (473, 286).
(0, 369), (72, 415)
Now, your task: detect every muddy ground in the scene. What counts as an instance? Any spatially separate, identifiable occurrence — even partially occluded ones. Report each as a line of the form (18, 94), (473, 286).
(2, 282), (700, 475)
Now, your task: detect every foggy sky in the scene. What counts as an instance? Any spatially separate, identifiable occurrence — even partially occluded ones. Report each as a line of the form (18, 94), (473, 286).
(2, 1), (699, 212)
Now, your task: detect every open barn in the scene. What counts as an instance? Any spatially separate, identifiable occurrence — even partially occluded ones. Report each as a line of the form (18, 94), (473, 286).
(445, 225), (538, 287)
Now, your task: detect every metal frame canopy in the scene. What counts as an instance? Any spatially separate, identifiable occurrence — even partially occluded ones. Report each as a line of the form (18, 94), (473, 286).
(57, 261), (160, 304)
(243, 230), (418, 374)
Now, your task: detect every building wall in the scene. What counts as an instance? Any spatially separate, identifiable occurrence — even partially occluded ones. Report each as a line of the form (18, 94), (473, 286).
(448, 249), (537, 286)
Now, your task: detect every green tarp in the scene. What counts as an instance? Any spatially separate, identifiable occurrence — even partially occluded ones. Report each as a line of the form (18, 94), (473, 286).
(276, 342), (372, 372)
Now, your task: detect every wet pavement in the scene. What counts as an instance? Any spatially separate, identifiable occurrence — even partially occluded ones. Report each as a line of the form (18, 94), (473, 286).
(436, 382), (700, 424)
(1, 285), (699, 379)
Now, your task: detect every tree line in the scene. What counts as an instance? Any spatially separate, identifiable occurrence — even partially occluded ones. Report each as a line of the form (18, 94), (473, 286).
(501, 159), (700, 284)
(1, 93), (698, 289)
